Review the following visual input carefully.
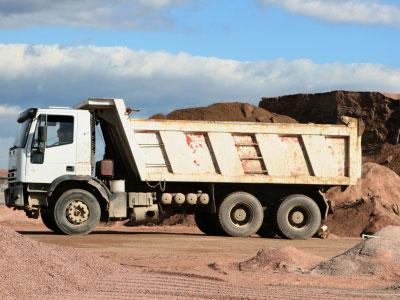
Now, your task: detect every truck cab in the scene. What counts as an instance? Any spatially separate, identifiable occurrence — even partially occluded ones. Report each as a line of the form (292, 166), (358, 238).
(6, 100), (160, 236)
(7, 107), (93, 206)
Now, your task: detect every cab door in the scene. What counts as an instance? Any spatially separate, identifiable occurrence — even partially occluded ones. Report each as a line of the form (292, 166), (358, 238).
(26, 114), (76, 183)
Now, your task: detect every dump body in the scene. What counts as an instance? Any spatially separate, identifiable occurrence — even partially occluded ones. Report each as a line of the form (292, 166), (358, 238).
(132, 118), (362, 186)
(78, 98), (362, 187)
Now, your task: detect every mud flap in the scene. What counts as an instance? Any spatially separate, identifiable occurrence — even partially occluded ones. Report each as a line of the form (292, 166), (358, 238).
(318, 190), (334, 219)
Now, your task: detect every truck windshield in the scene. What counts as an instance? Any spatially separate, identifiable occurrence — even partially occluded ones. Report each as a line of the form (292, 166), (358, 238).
(13, 119), (32, 148)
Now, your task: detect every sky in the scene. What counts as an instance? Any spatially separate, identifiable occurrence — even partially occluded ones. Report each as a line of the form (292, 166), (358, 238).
(0, 0), (399, 167)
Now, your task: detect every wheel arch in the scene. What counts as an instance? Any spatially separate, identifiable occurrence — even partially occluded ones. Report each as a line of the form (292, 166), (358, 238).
(47, 175), (111, 220)
(303, 189), (330, 220)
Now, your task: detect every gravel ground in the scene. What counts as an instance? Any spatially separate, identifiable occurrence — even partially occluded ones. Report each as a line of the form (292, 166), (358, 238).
(1, 207), (400, 299)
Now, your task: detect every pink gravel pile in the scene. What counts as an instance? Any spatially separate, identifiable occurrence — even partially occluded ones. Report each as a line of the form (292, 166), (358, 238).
(312, 226), (400, 280)
(0, 224), (123, 298)
(0, 206), (41, 225)
(238, 247), (322, 273)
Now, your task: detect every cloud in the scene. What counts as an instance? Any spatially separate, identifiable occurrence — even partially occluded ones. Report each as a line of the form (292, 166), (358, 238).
(0, 43), (399, 167)
(0, 0), (186, 29)
(0, 105), (20, 116)
(260, 0), (400, 26)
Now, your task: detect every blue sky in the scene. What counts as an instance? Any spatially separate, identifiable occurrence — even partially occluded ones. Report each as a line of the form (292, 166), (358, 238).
(0, 1), (398, 65)
(0, 0), (399, 167)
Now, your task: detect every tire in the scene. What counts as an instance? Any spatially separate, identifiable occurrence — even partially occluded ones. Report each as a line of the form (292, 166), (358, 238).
(194, 211), (225, 236)
(41, 209), (62, 233)
(218, 191), (263, 237)
(276, 194), (321, 240)
(54, 189), (101, 235)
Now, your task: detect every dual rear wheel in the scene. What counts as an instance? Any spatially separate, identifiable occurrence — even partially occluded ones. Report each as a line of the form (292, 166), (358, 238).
(195, 192), (322, 239)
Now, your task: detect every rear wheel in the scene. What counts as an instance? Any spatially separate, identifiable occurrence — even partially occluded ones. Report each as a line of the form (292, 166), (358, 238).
(276, 194), (321, 240)
(41, 208), (61, 233)
(54, 189), (101, 235)
(194, 211), (225, 236)
(218, 192), (263, 237)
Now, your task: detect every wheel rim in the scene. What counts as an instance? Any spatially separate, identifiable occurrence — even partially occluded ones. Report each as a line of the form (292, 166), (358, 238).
(230, 204), (253, 227)
(66, 200), (90, 225)
(288, 206), (308, 228)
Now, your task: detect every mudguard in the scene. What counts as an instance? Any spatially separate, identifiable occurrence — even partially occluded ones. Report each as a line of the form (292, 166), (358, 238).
(47, 175), (111, 203)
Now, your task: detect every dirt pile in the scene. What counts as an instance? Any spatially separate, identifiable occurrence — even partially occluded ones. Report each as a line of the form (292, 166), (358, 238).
(0, 169), (7, 177)
(0, 206), (41, 225)
(152, 102), (297, 123)
(363, 143), (400, 177)
(325, 163), (400, 236)
(0, 224), (123, 298)
(312, 226), (400, 280)
(260, 91), (400, 154)
(238, 247), (322, 273)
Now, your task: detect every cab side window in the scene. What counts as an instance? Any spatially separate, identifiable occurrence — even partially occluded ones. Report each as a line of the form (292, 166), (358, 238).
(31, 115), (46, 151)
(47, 115), (74, 148)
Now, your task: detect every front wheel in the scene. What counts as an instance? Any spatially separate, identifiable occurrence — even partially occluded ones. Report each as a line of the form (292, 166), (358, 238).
(54, 189), (101, 235)
(218, 191), (263, 237)
(276, 194), (321, 240)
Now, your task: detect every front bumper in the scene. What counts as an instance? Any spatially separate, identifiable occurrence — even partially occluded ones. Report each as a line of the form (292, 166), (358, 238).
(4, 183), (24, 207)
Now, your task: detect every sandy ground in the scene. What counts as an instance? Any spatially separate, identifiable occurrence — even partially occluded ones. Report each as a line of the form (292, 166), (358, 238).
(0, 207), (399, 299)
(4, 223), (397, 299)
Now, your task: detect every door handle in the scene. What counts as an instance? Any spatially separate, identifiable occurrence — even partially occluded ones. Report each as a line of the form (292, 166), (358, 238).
(66, 166), (75, 172)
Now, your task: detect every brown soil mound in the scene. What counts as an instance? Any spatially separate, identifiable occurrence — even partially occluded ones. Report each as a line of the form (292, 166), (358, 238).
(312, 226), (400, 280)
(260, 91), (400, 154)
(364, 143), (400, 175)
(238, 246), (322, 273)
(152, 102), (297, 123)
(0, 224), (122, 298)
(325, 163), (400, 237)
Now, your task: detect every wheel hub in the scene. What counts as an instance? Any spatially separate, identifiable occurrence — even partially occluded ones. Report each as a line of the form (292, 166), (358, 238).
(66, 200), (89, 225)
(291, 211), (305, 225)
(232, 208), (247, 222)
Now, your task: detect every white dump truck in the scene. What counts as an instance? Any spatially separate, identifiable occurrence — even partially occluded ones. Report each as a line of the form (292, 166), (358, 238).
(5, 98), (362, 239)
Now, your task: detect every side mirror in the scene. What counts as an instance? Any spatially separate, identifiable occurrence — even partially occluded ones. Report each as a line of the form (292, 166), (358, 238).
(38, 126), (46, 153)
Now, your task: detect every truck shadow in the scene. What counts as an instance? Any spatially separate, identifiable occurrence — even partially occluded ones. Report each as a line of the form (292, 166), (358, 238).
(17, 230), (204, 237)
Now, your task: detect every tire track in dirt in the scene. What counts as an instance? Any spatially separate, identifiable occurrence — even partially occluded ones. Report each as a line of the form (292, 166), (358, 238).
(42, 269), (398, 299)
